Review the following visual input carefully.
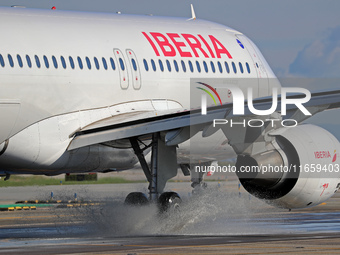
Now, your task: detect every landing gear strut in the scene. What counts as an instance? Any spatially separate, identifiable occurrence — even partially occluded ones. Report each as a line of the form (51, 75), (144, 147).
(150, 132), (159, 201)
(129, 133), (160, 202)
(189, 162), (210, 195)
(127, 133), (181, 210)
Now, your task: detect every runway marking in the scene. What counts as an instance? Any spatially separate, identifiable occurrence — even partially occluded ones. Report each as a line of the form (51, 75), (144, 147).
(99, 240), (340, 254)
(110, 244), (340, 255)
(0, 214), (76, 220)
(88, 247), (340, 255)
(65, 240), (340, 255)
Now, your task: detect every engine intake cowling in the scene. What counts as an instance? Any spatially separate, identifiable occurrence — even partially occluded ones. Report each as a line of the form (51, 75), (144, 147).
(236, 124), (340, 209)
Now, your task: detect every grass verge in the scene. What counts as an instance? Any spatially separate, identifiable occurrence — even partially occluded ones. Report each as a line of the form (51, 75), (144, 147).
(0, 175), (145, 187)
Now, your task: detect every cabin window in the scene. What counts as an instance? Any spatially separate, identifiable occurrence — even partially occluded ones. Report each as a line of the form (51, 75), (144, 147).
(77, 57), (83, 69)
(69, 57), (75, 69)
(119, 58), (125, 71)
(94, 57), (100, 70)
(188, 61), (194, 72)
(17, 55), (23, 68)
(102, 58), (108, 70)
(110, 58), (116, 70)
(232, 62), (237, 73)
(151, 59), (156, 71)
(218, 61), (223, 73)
(159, 60), (164, 72)
(0, 54), (4, 67)
(239, 62), (244, 73)
(86, 57), (91, 70)
(196, 61), (201, 73)
(225, 62), (230, 73)
(210, 61), (216, 73)
(143, 59), (149, 71)
(43, 55), (49, 68)
(181, 60), (186, 72)
(174, 60), (179, 72)
(8, 54), (14, 67)
(203, 61), (208, 73)
(52, 56), (58, 68)
(166, 60), (171, 72)
(26, 55), (32, 68)
(35, 55), (41, 68)
(246, 62), (251, 73)
(131, 58), (138, 71)
(60, 56), (66, 69)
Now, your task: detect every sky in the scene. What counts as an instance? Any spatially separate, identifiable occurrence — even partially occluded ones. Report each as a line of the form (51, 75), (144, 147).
(0, 0), (339, 137)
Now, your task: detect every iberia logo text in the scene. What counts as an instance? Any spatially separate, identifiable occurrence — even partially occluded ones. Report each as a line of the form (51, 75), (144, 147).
(314, 150), (339, 162)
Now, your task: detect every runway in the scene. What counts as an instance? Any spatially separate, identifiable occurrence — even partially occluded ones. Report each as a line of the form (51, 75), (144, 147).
(1, 182), (340, 254)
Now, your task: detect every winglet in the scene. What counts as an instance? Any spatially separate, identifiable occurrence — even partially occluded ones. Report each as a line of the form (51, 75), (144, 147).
(187, 4), (196, 21)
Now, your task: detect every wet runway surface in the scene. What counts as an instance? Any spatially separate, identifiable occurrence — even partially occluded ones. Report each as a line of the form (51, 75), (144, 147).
(1, 182), (340, 254)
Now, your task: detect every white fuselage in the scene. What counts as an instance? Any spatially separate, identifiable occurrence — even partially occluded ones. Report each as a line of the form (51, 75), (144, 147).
(0, 7), (278, 175)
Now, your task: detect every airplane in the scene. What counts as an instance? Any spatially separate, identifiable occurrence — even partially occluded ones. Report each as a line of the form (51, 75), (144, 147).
(0, 5), (339, 211)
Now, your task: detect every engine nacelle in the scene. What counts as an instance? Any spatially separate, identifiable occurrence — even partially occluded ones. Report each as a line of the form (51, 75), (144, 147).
(236, 124), (340, 209)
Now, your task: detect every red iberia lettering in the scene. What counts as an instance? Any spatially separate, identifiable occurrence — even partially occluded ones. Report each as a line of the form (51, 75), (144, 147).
(167, 33), (192, 57)
(182, 34), (209, 58)
(198, 34), (215, 58)
(314, 151), (331, 159)
(150, 32), (176, 57)
(142, 32), (233, 59)
(209, 35), (232, 59)
(142, 32), (160, 56)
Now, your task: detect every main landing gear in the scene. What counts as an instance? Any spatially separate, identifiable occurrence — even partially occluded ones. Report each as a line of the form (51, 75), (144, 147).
(127, 133), (182, 212)
(124, 192), (149, 206)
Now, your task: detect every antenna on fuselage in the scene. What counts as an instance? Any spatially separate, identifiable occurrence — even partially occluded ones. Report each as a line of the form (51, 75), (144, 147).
(187, 4), (196, 21)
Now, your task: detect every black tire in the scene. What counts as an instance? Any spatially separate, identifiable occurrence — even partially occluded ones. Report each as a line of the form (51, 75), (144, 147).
(124, 192), (149, 206)
(158, 192), (181, 213)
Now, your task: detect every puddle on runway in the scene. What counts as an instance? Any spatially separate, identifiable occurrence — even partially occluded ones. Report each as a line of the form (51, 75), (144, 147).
(72, 188), (340, 237)
(2, 186), (340, 239)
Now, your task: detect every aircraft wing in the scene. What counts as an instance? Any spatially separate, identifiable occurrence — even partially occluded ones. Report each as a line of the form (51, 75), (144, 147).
(67, 89), (340, 151)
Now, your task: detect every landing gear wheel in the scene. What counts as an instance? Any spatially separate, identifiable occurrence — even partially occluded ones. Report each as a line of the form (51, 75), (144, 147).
(124, 192), (149, 206)
(159, 192), (182, 213)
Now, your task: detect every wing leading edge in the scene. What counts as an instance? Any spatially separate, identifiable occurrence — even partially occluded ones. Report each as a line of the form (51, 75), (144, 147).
(67, 89), (340, 151)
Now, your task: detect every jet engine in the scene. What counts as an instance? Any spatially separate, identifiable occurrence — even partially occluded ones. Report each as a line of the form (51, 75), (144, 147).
(236, 124), (340, 209)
